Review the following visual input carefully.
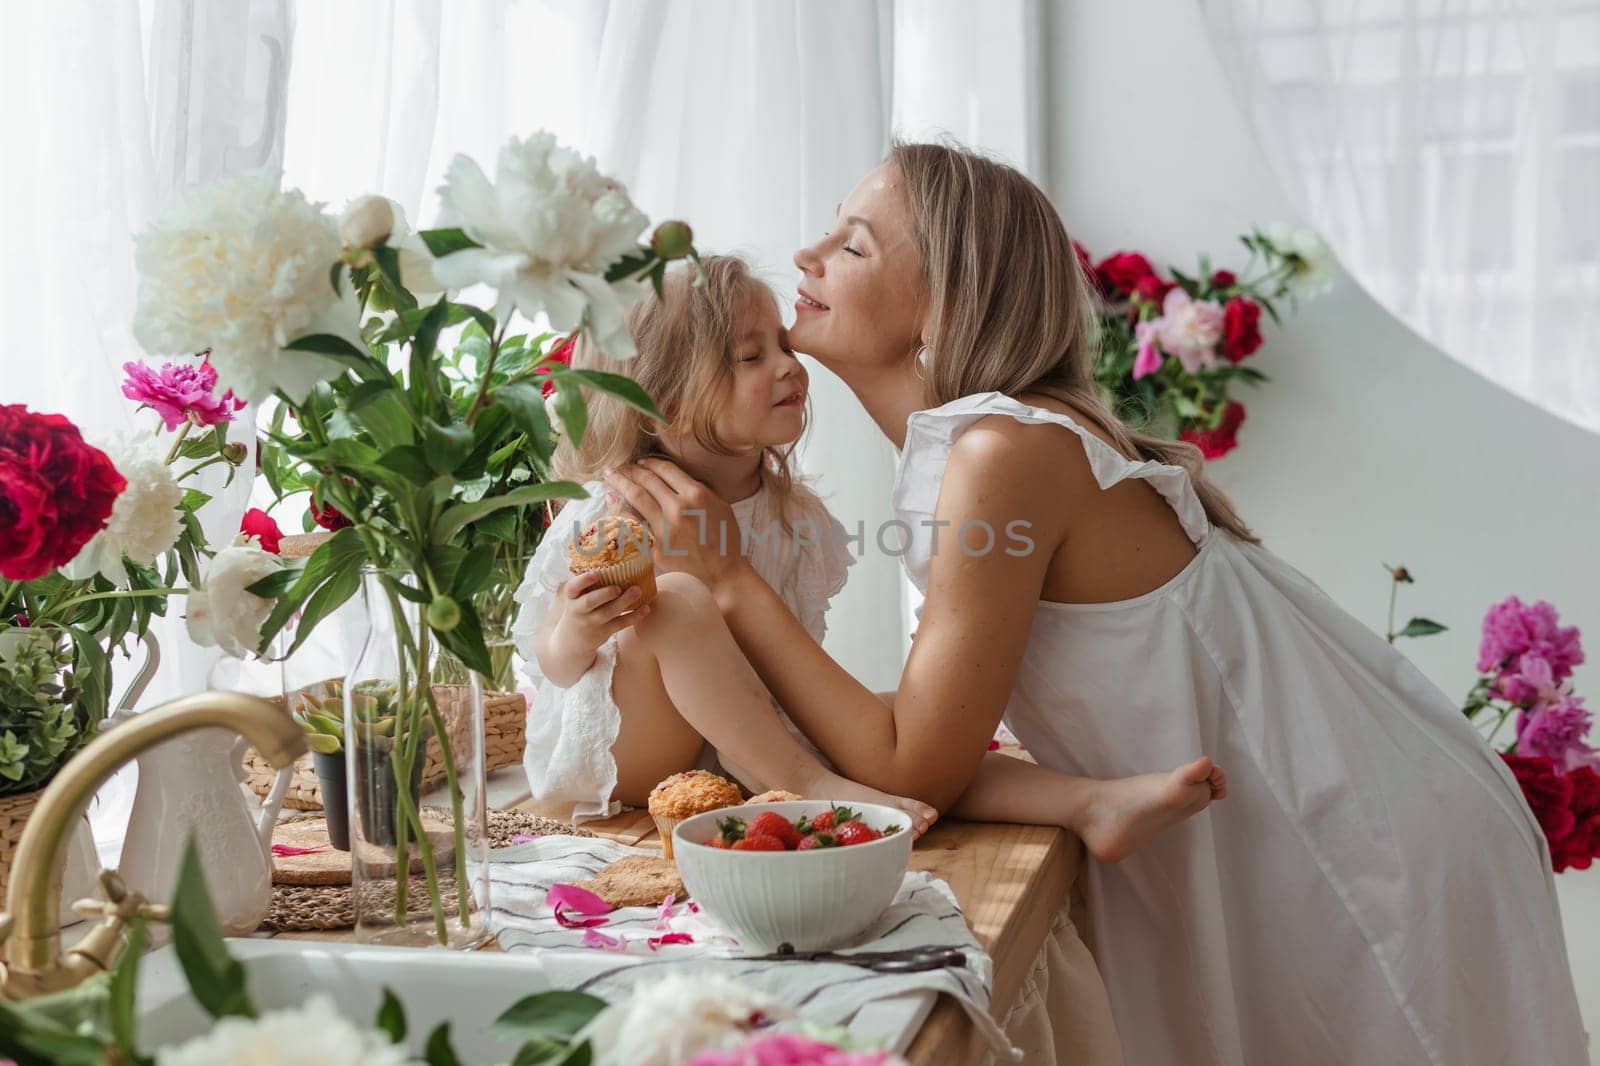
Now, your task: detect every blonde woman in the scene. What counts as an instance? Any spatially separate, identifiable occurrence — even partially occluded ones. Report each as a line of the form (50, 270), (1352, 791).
(605, 144), (1589, 1065)
(517, 254), (1225, 853)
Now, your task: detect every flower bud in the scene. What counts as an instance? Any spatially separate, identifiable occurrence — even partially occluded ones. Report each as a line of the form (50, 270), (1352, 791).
(222, 441), (249, 466)
(651, 220), (693, 261)
(340, 195), (395, 249)
(426, 594), (461, 632)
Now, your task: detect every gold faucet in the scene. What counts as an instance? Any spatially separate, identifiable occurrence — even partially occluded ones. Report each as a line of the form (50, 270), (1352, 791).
(0, 692), (305, 1000)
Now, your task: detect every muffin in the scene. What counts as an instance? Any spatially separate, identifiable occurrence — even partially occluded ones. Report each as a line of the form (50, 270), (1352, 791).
(747, 789), (804, 805)
(648, 770), (743, 859)
(568, 515), (656, 606)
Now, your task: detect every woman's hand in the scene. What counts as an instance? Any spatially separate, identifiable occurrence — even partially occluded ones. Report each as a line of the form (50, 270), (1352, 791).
(603, 458), (748, 591)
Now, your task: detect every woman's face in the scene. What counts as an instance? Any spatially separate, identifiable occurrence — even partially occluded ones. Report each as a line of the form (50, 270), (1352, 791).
(790, 163), (927, 374)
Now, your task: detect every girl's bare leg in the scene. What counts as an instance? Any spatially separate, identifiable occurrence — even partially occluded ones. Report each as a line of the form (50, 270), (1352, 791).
(608, 573), (938, 833)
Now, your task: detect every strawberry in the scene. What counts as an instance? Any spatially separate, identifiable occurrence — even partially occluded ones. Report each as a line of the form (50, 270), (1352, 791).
(809, 805), (859, 834)
(705, 835), (730, 849)
(796, 833), (834, 850)
(750, 812), (802, 850)
(732, 833), (785, 851)
(834, 820), (882, 847)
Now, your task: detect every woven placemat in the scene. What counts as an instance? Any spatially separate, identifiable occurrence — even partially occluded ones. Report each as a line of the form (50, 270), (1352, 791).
(261, 809), (594, 933)
(273, 810), (460, 886)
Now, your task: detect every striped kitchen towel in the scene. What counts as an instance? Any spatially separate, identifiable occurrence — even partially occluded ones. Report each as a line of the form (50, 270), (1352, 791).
(486, 835), (1019, 1060)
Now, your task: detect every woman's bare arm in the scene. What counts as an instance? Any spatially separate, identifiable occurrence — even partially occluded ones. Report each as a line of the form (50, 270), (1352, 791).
(607, 417), (1068, 811)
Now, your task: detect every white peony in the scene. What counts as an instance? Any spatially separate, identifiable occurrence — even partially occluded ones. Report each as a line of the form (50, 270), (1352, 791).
(133, 172), (365, 404)
(61, 434), (184, 584)
(433, 132), (650, 358)
(1264, 222), (1337, 298)
(185, 534), (283, 658)
(154, 994), (407, 1066)
(578, 973), (795, 1066)
(340, 196), (448, 296)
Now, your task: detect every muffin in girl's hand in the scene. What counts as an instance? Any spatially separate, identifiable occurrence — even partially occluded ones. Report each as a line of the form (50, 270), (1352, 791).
(568, 515), (656, 606)
(649, 770), (742, 859)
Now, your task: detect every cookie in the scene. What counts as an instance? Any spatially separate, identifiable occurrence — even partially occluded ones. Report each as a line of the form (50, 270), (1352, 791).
(572, 855), (688, 909)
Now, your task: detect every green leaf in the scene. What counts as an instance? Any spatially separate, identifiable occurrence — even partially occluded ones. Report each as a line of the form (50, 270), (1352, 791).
(180, 488), (213, 513)
(108, 917), (146, 1054)
(282, 561), (364, 659)
(284, 333), (371, 364)
(495, 383), (557, 466)
(254, 527), (367, 651)
(432, 599), (492, 677)
(423, 418), (476, 475)
(551, 377), (588, 449)
(432, 482), (587, 543)
(554, 369), (665, 422)
(1397, 617), (1448, 639)
(424, 1023), (465, 1066)
(0, 998), (110, 1066)
(329, 262), (344, 297)
(410, 297), (453, 417)
(418, 227), (483, 258)
(376, 988), (407, 1044)
(603, 249), (654, 283)
(171, 838), (256, 1020)
(245, 568), (303, 599)
(490, 990), (608, 1045)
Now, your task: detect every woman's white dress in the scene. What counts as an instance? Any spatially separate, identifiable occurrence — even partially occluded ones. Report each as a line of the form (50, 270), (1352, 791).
(512, 479), (851, 822)
(893, 392), (1589, 1066)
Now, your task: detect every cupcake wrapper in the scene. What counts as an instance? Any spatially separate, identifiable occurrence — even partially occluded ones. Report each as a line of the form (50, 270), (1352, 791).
(579, 552), (656, 605)
(652, 814), (680, 859)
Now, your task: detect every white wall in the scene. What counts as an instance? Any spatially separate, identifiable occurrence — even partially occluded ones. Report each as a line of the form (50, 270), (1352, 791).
(1043, 1), (1600, 1052)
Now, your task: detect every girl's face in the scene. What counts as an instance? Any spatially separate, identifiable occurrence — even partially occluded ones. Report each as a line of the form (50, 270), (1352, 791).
(710, 293), (809, 450)
(789, 162), (926, 373)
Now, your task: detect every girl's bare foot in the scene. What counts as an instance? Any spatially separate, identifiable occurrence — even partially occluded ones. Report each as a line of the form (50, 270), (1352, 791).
(803, 770), (940, 839)
(1078, 756), (1227, 864)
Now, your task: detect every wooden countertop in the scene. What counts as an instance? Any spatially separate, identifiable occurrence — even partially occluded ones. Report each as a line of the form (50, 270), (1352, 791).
(274, 784), (1085, 1065)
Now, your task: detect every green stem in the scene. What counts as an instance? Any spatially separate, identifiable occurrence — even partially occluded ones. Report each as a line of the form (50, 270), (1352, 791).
(465, 319), (510, 424)
(48, 587), (184, 618)
(164, 422), (194, 466)
(385, 582), (449, 943)
(0, 581), (19, 619)
(176, 454), (229, 482)
(1386, 574), (1400, 644)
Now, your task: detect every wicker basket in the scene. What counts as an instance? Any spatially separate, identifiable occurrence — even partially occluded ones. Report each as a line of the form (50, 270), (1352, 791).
(1, 789), (44, 898)
(244, 685), (527, 811)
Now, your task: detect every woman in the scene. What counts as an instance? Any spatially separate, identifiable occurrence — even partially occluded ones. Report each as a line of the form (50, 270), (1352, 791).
(605, 142), (1589, 1065)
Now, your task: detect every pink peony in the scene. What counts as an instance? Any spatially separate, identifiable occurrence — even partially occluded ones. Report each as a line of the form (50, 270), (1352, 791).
(1478, 597), (1584, 682)
(1517, 695), (1600, 773)
(122, 356), (245, 431)
(683, 1032), (898, 1066)
(1132, 320), (1164, 380)
(1154, 289), (1223, 373)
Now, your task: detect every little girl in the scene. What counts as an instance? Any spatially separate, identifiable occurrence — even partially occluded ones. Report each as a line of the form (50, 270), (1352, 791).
(514, 255), (1225, 855)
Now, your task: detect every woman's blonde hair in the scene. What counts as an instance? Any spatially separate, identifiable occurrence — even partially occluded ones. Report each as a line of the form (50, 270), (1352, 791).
(888, 140), (1259, 543)
(554, 254), (804, 515)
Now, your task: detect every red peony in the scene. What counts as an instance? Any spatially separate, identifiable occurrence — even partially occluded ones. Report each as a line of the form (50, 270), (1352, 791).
(239, 507), (283, 554)
(1094, 252), (1159, 299)
(0, 405), (126, 581)
(1131, 275), (1176, 309)
(1221, 298), (1264, 363)
(1210, 270), (1237, 290)
(1552, 764), (1600, 872)
(538, 332), (578, 397)
(311, 497), (353, 532)
(1501, 753), (1577, 848)
(1179, 401), (1247, 460)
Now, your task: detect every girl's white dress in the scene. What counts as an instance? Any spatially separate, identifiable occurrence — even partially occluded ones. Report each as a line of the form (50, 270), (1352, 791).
(512, 479), (851, 822)
(893, 392), (1589, 1066)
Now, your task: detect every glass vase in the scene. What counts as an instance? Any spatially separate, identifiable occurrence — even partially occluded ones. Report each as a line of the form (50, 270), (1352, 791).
(345, 569), (489, 948)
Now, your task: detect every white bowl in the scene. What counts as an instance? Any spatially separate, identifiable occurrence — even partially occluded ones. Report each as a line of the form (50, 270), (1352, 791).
(672, 800), (913, 952)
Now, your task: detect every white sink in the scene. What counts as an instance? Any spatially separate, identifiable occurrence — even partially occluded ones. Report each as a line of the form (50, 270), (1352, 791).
(134, 939), (936, 1062)
(136, 940), (557, 1062)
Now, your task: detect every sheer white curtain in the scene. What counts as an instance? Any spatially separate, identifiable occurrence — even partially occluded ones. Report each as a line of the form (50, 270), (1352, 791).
(2, 0), (292, 847)
(280, 0), (1051, 688)
(1202, 0), (1600, 434)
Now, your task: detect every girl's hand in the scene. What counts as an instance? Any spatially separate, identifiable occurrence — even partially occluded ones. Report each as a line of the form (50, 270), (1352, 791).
(549, 571), (651, 659)
(603, 458), (746, 591)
